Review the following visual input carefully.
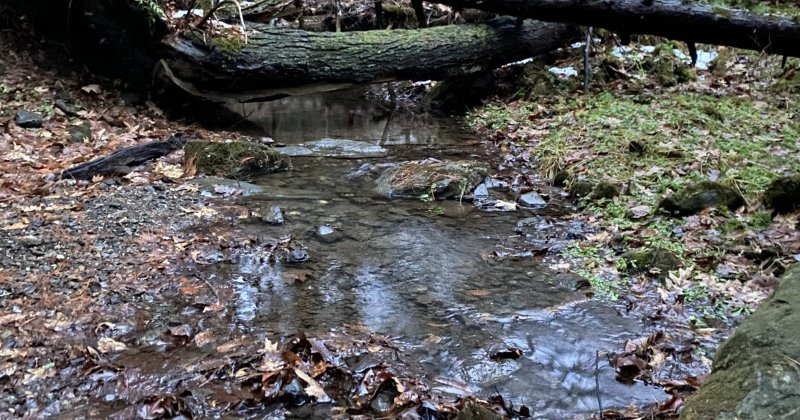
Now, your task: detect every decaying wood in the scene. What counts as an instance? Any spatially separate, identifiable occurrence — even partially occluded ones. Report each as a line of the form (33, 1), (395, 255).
(432, 0), (800, 57)
(59, 135), (187, 180)
(161, 17), (576, 102)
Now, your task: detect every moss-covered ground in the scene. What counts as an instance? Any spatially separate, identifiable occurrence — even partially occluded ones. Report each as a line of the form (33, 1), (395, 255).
(468, 38), (800, 415)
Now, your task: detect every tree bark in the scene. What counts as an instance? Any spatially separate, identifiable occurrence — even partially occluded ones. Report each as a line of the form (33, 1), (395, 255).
(59, 135), (187, 180)
(431, 0), (800, 57)
(160, 18), (576, 102)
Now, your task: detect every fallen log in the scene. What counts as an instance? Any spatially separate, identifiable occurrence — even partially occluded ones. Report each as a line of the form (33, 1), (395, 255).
(432, 0), (800, 57)
(59, 135), (187, 180)
(160, 18), (576, 102)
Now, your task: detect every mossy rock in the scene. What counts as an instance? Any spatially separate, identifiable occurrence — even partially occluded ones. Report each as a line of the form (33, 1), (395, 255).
(763, 175), (800, 215)
(644, 42), (697, 87)
(624, 247), (682, 280)
(568, 180), (620, 201)
(375, 160), (488, 200)
(658, 181), (744, 217)
(454, 400), (503, 420)
(569, 180), (595, 198)
(184, 140), (291, 180)
(592, 181), (621, 200)
(681, 265), (800, 419)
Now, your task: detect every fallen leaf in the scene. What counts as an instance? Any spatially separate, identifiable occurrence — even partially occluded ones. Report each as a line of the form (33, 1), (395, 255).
(97, 337), (128, 353)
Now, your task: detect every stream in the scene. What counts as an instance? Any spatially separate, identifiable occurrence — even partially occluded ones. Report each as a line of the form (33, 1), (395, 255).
(198, 89), (667, 418)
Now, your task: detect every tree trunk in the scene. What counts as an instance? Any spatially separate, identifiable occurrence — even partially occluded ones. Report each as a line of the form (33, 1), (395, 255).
(161, 18), (576, 102)
(432, 0), (800, 57)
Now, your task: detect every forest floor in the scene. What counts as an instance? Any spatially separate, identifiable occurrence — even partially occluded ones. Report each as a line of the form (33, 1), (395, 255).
(468, 37), (800, 415)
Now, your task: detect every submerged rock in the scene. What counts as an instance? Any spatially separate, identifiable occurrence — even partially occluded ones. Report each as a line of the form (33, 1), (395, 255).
(763, 175), (800, 215)
(184, 140), (291, 180)
(454, 400), (504, 420)
(623, 247), (682, 280)
(14, 110), (43, 128)
(681, 265), (800, 419)
(278, 139), (387, 159)
(658, 181), (744, 216)
(375, 159), (488, 200)
(259, 206), (284, 225)
(315, 224), (343, 243)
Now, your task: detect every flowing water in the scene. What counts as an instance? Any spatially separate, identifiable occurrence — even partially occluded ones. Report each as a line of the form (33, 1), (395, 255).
(202, 89), (666, 417)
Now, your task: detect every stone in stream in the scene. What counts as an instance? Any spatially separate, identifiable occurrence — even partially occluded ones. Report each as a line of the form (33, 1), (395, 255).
(184, 140), (291, 180)
(658, 181), (744, 216)
(518, 191), (546, 208)
(681, 265), (800, 419)
(375, 159), (488, 199)
(14, 110), (43, 128)
(278, 139), (388, 159)
(315, 224), (343, 243)
(259, 206), (284, 225)
(472, 183), (489, 200)
(762, 175), (800, 215)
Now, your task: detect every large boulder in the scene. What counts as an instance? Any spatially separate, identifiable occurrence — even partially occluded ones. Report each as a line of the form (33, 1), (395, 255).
(680, 265), (800, 419)
(763, 175), (800, 215)
(659, 181), (744, 216)
(184, 140), (291, 180)
(375, 159), (488, 200)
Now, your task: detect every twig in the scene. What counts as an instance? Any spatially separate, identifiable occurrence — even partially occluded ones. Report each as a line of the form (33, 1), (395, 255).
(200, 276), (221, 301)
(584, 27), (593, 90)
(595, 350), (604, 418)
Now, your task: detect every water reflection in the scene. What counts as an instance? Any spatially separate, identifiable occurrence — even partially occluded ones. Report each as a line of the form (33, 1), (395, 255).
(209, 91), (667, 417)
(229, 88), (471, 145)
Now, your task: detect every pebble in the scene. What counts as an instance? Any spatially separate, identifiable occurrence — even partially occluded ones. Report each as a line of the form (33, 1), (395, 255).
(14, 110), (43, 128)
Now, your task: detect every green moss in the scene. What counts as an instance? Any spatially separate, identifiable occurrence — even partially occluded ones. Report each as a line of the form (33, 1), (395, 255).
(184, 140), (291, 180)
(210, 35), (245, 54)
(624, 247), (683, 280)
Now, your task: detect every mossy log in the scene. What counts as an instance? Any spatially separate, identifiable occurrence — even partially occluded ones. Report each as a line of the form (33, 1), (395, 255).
(433, 0), (800, 58)
(161, 18), (576, 102)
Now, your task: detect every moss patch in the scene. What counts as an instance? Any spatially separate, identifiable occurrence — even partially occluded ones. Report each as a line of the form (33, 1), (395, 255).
(184, 140), (291, 180)
(763, 175), (800, 215)
(375, 160), (488, 200)
(624, 247), (683, 280)
(658, 181), (744, 216)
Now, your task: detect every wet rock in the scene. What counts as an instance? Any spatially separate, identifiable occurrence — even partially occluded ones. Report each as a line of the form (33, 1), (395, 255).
(184, 140), (291, 180)
(259, 206), (284, 225)
(190, 176), (265, 196)
(454, 400), (503, 420)
(623, 247), (682, 280)
(315, 224), (343, 243)
(375, 159), (488, 200)
(763, 175), (800, 215)
(515, 217), (550, 235)
(423, 71), (496, 114)
(278, 139), (387, 159)
(518, 191), (546, 208)
(284, 247), (310, 264)
(14, 110), (43, 128)
(68, 123), (92, 142)
(681, 265), (800, 419)
(658, 181), (744, 216)
(54, 99), (79, 117)
(483, 177), (506, 190)
(473, 183), (489, 200)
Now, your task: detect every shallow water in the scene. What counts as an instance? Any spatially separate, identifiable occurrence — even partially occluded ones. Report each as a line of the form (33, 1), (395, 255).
(210, 89), (666, 417)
